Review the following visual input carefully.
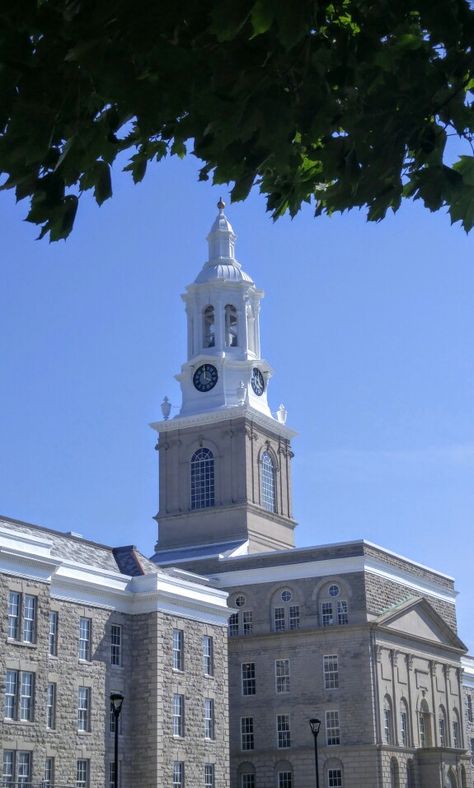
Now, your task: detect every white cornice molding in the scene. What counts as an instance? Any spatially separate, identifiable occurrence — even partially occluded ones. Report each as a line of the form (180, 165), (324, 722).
(150, 403), (297, 439)
(0, 525), (229, 625)
(209, 554), (457, 604)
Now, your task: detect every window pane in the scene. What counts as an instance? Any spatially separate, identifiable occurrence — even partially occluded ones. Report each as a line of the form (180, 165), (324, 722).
(274, 607), (285, 632)
(324, 655), (339, 690)
(229, 613), (239, 637)
(275, 659), (290, 694)
(203, 636), (214, 676)
(241, 717), (254, 750)
(20, 672), (34, 721)
(4, 670), (18, 719)
(173, 629), (184, 671)
(242, 663), (256, 696)
(328, 769), (343, 787)
(173, 761), (184, 788)
(277, 713), (291, 748)
(173, 693), (184, 737)
(321, 601), (333, 626)
(79, 618), (92, 661)
(49, 611), (59, 656)
(191, 448), (215, 509)
(204, 764), (215, 788)
(17, 752), (31, 786)
(261, 451), (276, 512)
(78, 687), (91, 731)
(241, 776), (255, 788)
(204, 698), (215, 739)
(22, 595), (36, 642)
(242, 610), (253, 635)
(8, 591), (20, 639)
(326, 710), (340, 745)
(278, 772), (292, 788)
(337, 600), (348, 625)
(76, 759), (90, 788)
(47, 682), (56, 729)
(289, 605), (300, 630)
(44, 756), (55, 787)
(2, 751), (14, 787)
(111, 624), (122, 666)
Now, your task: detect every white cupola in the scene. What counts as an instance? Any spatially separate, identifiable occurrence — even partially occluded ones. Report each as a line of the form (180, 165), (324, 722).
(175, 201), (277, 419)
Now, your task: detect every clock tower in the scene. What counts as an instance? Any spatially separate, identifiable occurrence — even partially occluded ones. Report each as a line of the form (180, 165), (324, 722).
(151, 201), (297, 559)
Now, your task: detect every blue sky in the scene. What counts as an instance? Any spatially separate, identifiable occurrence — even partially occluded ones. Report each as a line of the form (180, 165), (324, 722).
(1, 154), (473, 650)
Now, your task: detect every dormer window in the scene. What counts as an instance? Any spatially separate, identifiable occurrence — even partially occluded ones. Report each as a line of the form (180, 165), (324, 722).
(225, 304), (238, 347)
(203, 306), (215, 348)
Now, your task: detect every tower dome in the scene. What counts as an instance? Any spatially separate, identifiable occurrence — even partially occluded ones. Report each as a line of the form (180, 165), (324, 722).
(195, 199), (253, 284)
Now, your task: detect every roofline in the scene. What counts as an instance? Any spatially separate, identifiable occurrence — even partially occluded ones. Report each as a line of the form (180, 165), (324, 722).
(0, 514), (115, 553)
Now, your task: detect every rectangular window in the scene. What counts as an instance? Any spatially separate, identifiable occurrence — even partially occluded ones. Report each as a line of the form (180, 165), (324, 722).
(328, 769), (343, 787)
(439, 716), (446, 746)
(111, 624), (122, 666)
(203, 635), (214, 676)
(173, 693), (184, 737)
(49, 611), (59, 656)
(241, 716), (254, 750)
(19, 671), (34, 721)
(242, 662), (256, 696)
(46, 682), (57, 729)
(241, 776), (255, 788)
(204, 698), (215, 739)
(289, 605), (300, 630)
(7, 591), (20, 640)
(204, 764), (215, 788)
(400, 710), (408, 747)
(229, 613), (239, 637)
(453, 720), (460, 748)
(173, 629), (184, 671)
(274, 607), (285, 632)
(79, 617), (92, 661)
(275, 659), (290, 694)
(4, 669), (18, 719)
(243, 610), (253, 635)
(44, 757), (55, 788)
(278, 772), (292, 788)
(22, 595), (36, 643)
(76, 759), (90, 788)
(321, 601), (333, 626)
(78, 686), (91, 732)
(337, 600), (348, 625)
(17, 752), (31, 786)
(326, 710), (340, 745)
(173, 761), (185, 788)
(277, 713), (291, 748)
(323, 655), (339, 689)
(2, 750), (14, 787)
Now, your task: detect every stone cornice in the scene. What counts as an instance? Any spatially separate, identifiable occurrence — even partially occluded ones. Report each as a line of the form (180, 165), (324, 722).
(150, 403), (297, 440)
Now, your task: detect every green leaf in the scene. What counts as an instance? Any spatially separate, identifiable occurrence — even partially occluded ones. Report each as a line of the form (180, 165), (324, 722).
(250, 0), (274, 37)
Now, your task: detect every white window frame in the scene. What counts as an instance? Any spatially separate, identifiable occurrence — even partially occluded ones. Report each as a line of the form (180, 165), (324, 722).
(326, 709), (340, 745)
(48, 611), (59, 656)
(77, 686), (91, 732)
(241, 775), (255, 788)
(44, 756), (55, 788)
(242, 610), (253, 634)
(173, 693), (185, 737)
(242, 662), (256, 696)
(7, 592), (37, 643)
(204, 763), (215, 788)
(173, 761), (185, 788)
(328, 768), (343, 787)
(260, 450), (276, 512)
(191, 448), (215, 509)
(240, 716), (254, 750)
(229, 612), (239, 637)
(323, 655), (339, 689)
(79, 617), (92, 661)
(278, 772), (293, 788)
(275, 659), (290, 694)
(76, 758), (90, 788)
(277, 713), (291, 748)
(4, 670), (34, 722)
(203, 635), (214, 676)
(111, 624), (122, 666)
(46, 682), (56, 729)
(204, 698), (215, 740)
(173, 629), (184, 671)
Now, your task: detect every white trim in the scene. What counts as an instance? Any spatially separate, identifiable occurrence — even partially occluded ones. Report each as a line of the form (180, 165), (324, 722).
(150, 402), (296, 439)
(462, 656), (474, 688)
(209, 555), (456, 604)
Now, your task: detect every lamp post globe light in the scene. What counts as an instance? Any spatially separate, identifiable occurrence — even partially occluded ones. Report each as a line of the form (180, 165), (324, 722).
(309, 718), (322, 788)
(110, 693), (124, 788)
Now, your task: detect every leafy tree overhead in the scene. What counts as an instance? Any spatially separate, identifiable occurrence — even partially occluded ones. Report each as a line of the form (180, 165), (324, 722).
(1, 0), (474, 240)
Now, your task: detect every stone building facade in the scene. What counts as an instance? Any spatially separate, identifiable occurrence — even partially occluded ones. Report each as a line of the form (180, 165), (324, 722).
(0, 516), (230, 787)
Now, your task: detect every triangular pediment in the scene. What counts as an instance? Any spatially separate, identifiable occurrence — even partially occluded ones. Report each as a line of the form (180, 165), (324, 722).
(375, 597), (466, 651)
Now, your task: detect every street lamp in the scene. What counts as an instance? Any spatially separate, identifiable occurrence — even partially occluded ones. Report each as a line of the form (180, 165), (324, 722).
(110, 693), (124, 788)
(309, 718), (322, 788)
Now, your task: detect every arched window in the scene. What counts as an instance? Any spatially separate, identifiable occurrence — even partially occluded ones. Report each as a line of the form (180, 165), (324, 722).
(261, 451), (276, 512)
(191, 448), (215, 509)
(438, 705), (447, 746)
(400, 699), (409, 747)
(225, 304), (238, 347)
(384, 695), (394, 745)
(325, 758), (344, 787)
(452, 708), (461, 748)
(317, 581), (349, 627)
(271, 587), (300, 632)
(419, 699), (432, 747)
(406, 760), (415, 788)
(448, 769), (458, 788)
(467, 694), (473, 723)
(238, 763), (256, 788)
(390, 758), (400, 788)
(203, 305), (215, 348)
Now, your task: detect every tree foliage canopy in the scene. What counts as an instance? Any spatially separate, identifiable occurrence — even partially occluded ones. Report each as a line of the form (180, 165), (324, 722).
(1, 0), (474, 240)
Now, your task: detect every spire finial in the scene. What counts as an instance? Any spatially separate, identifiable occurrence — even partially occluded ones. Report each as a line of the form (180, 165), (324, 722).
(217, 197), (225, 211)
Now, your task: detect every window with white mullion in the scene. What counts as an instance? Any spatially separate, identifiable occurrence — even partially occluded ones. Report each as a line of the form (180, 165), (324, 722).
(242, 610), (253, 634)
(337, 600), (348, 625)
(277, 713), (291, 748)
(229, 613), (239, 637)
(191, 448), (215, 509)
(44, 756), (55, 787)
(47, 682), (56, 729)
(78, 687), (91, 732)
(4, 670), (18, 719)
(275, 659), (290, 694)
(203, 635), (214, 676)
(17, 751), (31, 786)
(173, 693), (184, 737)
(261, 451), (276, 512)
(19, 671), (34, 721)
(289, 605), (300, 629)
(111, 624), (122, 666)
(204, 763), (215, 788)
(49, 611), (59, 656)
(240, 716), (254, 750)
(204, 698), (215, 739)
(274, 607), (285, 632)
(242, 663), (256, 696)
(328, 769), (343, 787)
(173, 761), (184, 787)
(2, 750), (14, 787)
(323, 655), (339, 689)
(22, 595), (36, 642)
(278, 772), (292, 788)
(173, 629), (184, 671)
(326, 710), (340, 745)
(76, 758), (90, 788)
(79, 617), (92, 661)
(7, 591), (20, 640)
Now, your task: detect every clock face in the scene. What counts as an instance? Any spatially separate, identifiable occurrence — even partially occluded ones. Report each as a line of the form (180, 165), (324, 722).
(193, 364), (218, 392)
(251, 367), (265, 396)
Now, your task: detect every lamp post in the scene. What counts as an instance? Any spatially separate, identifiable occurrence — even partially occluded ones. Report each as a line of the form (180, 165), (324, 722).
(110, 693), (124, 788)
(309, 718), (322, 788)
